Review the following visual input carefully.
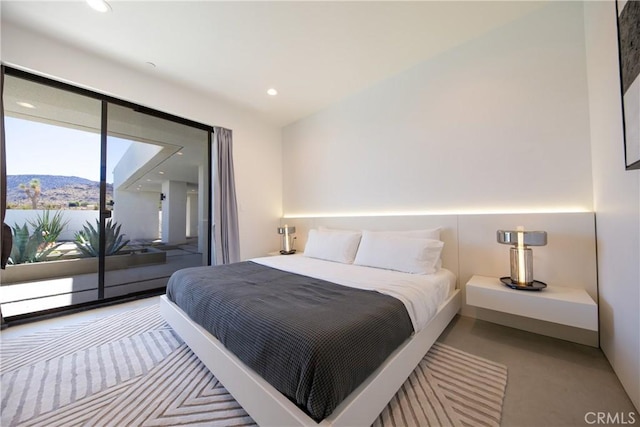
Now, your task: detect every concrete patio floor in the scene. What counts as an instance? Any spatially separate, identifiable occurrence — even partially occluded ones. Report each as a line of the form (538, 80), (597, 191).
(0, 240), (204, 318)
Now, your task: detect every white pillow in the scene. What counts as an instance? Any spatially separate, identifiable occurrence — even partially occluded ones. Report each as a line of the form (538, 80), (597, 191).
(354, 231), (444, 274)
(303, 228), (362, 264)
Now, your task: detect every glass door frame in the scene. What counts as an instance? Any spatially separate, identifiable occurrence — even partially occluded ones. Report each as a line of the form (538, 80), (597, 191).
(99, 100), (108, 300)
(2, 66), (213, 322)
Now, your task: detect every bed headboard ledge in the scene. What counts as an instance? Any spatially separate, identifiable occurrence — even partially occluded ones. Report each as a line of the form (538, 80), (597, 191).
(281, 215), (460, 280)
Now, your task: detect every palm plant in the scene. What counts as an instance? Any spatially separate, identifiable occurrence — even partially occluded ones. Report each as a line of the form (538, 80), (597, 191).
(28, 210), (69, 245)
(9, 223), (63, 264)
(74, 219), (130, 257)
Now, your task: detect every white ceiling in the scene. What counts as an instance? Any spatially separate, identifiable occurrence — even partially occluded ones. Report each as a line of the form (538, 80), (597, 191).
(1, 1), (545, 127)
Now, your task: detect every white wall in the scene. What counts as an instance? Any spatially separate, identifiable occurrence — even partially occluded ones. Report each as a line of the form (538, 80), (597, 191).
(282, 2), (593, 216)
(1, 21), (283, 260)
(161, 180), (187, 245)
(113, 190), (159, 242)
(584, 1), (640, 411)
(4, 209), (99, 241)
(186, 194), (198, 238)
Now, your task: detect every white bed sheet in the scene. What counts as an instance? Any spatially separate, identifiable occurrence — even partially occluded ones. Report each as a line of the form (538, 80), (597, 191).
(252, 255), (456, 333)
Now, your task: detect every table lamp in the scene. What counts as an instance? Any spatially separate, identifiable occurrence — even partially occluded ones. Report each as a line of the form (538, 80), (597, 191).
(277, 224), (296, 255)
(497, 227), (547, 290)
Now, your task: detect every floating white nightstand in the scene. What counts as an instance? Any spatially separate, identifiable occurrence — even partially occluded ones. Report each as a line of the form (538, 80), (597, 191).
(466, 275), (598, 331)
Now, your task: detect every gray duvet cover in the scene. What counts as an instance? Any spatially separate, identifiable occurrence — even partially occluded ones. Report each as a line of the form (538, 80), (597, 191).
(166, 261), (413, 422)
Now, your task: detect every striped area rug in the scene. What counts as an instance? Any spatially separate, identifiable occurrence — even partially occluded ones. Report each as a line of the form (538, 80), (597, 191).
(0, 304), (507, 427)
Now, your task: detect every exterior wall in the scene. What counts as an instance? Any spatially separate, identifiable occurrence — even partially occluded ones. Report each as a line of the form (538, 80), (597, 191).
(186, 194), (198, 238)
(112, 190), (160, 242)
(5, 198), (161, 245)
(161, 181), (187, 245)
(5, 209), (99, 241)
(112, 142), (163, 188)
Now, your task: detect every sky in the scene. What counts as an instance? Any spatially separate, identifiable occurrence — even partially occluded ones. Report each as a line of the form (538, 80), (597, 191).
(5, 116), (130, 184)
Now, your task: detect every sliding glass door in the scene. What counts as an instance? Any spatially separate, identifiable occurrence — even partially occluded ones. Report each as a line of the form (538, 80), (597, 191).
(0, 68), (211, 320)
(1, 74), (103, 316)
(103, 103), (209, 299)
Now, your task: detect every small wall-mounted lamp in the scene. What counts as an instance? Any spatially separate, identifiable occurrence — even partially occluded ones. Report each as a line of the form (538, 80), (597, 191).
(277, 224), (296, 255)
(497, 227), (547, 290)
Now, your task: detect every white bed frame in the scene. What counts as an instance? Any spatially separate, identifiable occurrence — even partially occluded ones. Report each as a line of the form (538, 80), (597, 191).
(160, 289), (460, 426)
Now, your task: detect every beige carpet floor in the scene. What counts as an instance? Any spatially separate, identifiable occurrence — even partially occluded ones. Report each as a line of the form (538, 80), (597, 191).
(1, 304), (507, 426)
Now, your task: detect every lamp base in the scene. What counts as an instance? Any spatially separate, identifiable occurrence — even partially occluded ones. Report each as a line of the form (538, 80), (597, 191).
(280, 249), (297, 255)
(500, 277), (547, 291)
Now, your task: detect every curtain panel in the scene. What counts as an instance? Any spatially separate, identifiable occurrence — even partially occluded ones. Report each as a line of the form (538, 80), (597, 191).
(212, 127), (240, 265)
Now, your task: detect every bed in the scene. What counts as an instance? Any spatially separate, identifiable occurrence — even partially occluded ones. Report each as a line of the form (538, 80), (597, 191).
(160, 226), (461, 426)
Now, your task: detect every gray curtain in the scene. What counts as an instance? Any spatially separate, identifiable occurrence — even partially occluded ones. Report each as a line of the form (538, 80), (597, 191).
(212, 127), (240, 265)
(1, 66), (10, 328)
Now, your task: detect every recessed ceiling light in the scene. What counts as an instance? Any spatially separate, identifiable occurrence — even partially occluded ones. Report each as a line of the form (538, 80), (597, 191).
(158, 171), (165, 175)
(146, 179), (152, 182)
(86, 0), (111, 13)
(267, 88), (278, 96)
(17, 101), (35, 109)
(177, 152), (183, 156)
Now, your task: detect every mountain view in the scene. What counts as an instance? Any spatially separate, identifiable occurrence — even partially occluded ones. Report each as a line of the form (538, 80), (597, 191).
(7, 175), (113, 209)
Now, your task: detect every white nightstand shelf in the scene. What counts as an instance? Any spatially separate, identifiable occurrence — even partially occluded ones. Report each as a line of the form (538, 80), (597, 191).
(466, 275), (598, 331)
